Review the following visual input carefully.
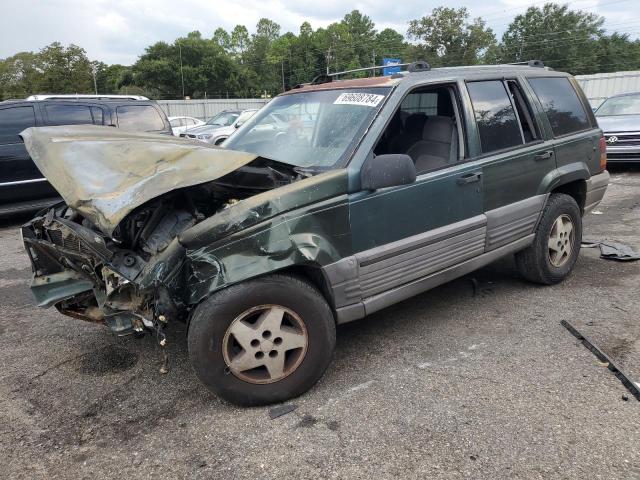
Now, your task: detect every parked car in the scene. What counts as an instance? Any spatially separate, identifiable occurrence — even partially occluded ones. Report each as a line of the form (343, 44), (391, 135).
(20, 61), (609, 406)
(594, 92), (640, 162)
(180, 109), (258, 145)
(0, 97), (172, 215)
(168, 116), (205, 136)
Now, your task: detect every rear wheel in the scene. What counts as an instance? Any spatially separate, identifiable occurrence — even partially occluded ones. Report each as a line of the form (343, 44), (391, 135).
(515, 193), (582, 285)
(188, 274), (336, 406)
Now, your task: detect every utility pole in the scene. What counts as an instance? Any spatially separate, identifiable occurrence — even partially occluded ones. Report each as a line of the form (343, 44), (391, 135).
(372, 49), (376, 77)
(326, 48), (332, 75)
(91, 65), (98, 94)
(178, 41), (185, 99)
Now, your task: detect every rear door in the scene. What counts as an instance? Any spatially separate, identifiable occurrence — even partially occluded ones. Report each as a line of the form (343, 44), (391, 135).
(526, 76), (601, 175)
(463, 79), (554, 251)
(0, 104), (58, 205)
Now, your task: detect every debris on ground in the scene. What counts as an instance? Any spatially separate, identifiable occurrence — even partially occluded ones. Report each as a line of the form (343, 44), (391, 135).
(268, 404), (297, 419)
(582, 240), (640, 261)
(561, 320), (640, 401)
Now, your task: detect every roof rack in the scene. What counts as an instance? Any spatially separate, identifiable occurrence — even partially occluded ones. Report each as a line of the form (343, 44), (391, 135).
(508, 60), (545, 68)
(26, 94), (149, 101)
(328, 60), (431, 79)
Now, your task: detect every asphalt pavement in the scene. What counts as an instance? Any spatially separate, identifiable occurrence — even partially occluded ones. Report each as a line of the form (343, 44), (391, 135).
(1, 168), (639, 479)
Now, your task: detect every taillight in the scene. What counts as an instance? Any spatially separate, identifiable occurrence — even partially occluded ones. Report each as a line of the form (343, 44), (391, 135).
(599, 136), (607, 172)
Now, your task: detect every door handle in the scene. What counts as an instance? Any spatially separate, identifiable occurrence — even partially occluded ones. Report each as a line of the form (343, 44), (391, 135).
(457, 172), (482, 185)
(534, 150), (554, 161)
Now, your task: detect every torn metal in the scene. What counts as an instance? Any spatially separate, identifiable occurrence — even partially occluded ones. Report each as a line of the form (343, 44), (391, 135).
(21, 126), (350, 337)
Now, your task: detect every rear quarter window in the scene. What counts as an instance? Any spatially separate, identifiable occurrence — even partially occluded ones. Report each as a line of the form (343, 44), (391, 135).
(116, 105), (166, 132)
(527, 77), (591, 137)
(0, 106), (36, 144)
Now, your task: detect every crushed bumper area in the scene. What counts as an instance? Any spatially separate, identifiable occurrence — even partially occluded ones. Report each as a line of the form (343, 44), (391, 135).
(22, 205), (187, 336)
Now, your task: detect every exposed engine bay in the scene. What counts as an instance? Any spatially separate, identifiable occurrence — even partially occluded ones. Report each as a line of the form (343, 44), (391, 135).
(22, 157), (304, 338)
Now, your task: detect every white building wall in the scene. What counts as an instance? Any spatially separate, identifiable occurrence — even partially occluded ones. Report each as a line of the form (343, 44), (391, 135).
(575, 71), (640, 109)
(157, 98), (269, 121)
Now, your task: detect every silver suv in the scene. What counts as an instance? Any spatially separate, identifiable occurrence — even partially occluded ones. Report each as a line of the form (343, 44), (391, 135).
(595, 92), (640, 163)
(180, 109), (257, 145)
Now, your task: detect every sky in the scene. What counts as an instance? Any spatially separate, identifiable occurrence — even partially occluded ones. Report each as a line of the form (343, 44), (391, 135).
(1, 0), (638, 65)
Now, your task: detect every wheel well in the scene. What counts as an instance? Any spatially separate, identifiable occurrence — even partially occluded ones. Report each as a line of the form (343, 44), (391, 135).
(214, 137), (227, 145)
(551, 180), (586, 213)
(277, 265), (336, 314)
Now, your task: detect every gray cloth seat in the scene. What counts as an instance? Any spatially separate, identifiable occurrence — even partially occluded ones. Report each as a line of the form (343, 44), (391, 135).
(389, 113), (427, 153)
(406, 116), (457, 174)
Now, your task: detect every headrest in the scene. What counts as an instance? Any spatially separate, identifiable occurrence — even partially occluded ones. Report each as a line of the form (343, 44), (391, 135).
(404, 113), (427, 134)
(422, 116), (454, 143)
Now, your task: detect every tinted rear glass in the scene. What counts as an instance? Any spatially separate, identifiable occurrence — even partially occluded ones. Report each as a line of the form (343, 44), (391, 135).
(46, 104), (94, 125)
(0, 106), (36, 143)
(467, 80), (522, 153)
(528, 77), (590, 136)
(116, 105), (165, 131)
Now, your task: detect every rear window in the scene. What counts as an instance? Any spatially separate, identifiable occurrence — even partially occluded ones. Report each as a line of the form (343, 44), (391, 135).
(45, 104), (94, 126)
(467, 80), (522, 153)
(116, 105), (165, 132)
(0, 106), (36, 143)
(528, 77), (590, 136)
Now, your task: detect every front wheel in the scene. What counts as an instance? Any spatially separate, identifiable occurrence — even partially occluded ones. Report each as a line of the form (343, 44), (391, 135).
(188, 274), (336, 406)
(515, 193), (582, 285)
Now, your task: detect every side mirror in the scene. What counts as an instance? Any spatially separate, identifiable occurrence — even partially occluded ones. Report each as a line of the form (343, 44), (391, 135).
(360, 154), (416, 191)
(235, 121), (243, 129)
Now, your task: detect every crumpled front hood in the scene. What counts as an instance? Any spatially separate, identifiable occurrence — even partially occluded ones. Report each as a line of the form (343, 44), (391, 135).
(22, 125), (258, 235)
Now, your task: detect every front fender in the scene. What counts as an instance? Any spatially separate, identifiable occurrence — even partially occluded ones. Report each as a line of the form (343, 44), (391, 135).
(183, 195), (352, 305)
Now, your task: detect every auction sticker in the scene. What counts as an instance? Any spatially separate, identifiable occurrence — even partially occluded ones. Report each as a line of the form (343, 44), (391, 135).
(334, 92), (385, 107)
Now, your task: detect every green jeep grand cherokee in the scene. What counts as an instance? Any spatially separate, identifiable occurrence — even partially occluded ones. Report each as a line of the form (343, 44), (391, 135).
(21, 61), (609, 405)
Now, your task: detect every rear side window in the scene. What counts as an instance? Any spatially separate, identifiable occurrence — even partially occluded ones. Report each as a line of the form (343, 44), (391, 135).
(45, 104), (94, 125)
(0, 106), (36, 143)
(116, 105), (165, 132)
(467, 80), (522, 153)
(528, 77), (590, 136)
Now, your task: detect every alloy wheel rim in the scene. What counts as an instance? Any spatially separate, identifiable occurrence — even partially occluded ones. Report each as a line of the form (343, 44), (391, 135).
(222, 304), (308, 384)
(548, 214), (574, 268)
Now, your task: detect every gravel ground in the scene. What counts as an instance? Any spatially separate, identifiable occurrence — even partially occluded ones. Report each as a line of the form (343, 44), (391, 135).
(0, 168), (639, 480)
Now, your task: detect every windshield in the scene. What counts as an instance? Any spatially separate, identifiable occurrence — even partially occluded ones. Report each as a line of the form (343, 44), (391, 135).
(224, 88), (391, 169)
(206, 111), (239, 126)
(596, 94), (640, 116)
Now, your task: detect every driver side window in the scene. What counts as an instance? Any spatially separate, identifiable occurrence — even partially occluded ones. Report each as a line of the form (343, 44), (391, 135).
(374, 85), (465, 175)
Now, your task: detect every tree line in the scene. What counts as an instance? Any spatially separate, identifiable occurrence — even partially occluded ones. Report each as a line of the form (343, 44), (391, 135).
(2, 3), (640, 101)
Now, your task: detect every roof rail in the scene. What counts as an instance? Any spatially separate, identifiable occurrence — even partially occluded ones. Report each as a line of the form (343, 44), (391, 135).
(26, 94), (149, 101)
(328, 60), (431, 78)
(508, 60), (545, 68)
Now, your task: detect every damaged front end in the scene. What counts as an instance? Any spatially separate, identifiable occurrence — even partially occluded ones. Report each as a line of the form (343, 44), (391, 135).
(23, 201), (189, 335)
(20, 125), (314, 337)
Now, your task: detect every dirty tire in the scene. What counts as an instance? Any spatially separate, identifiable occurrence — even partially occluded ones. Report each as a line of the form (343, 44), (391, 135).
(188, 274), (336, 406)
(515, 193), (582, 285)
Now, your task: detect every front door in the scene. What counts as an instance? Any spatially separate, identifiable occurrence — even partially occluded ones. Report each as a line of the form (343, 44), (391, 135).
(349, 163), (484, 301)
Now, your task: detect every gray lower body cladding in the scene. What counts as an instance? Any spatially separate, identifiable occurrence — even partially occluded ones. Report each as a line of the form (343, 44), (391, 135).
(326, 195), (548, 324)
